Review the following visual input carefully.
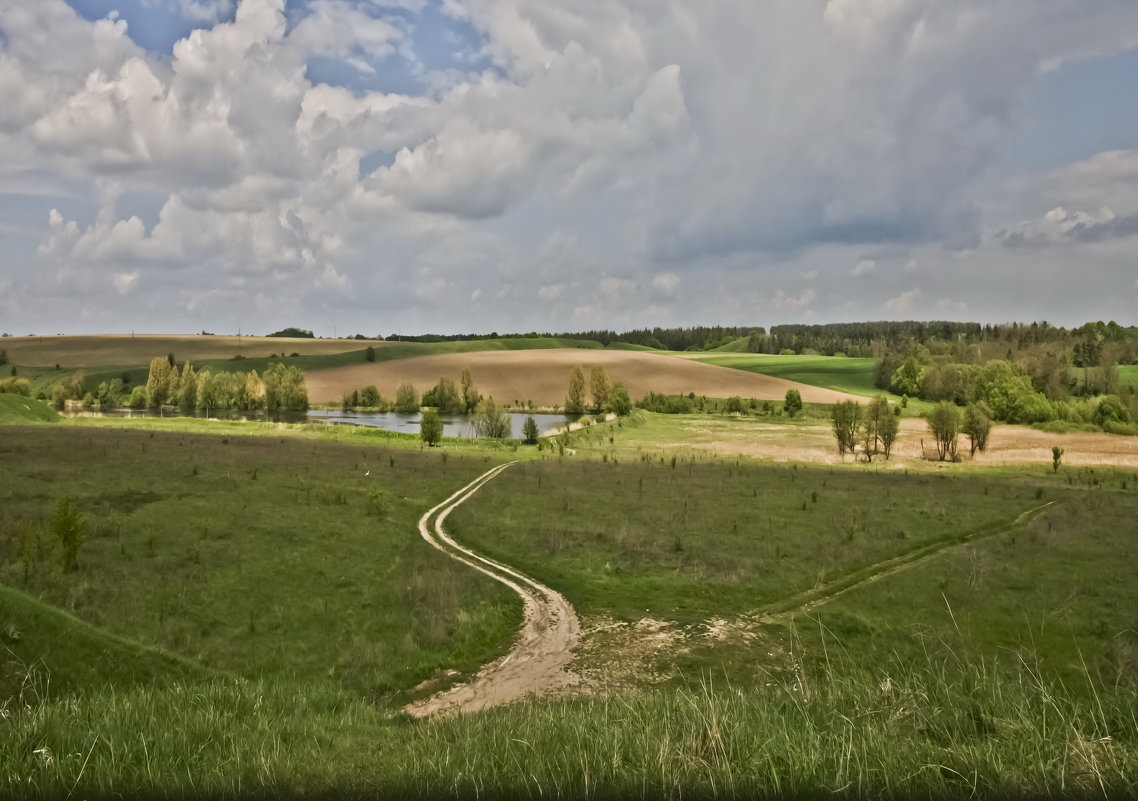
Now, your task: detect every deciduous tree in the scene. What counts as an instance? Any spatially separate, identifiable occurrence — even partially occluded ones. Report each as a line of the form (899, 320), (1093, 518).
(831, 400), (861, 458)
(962, 401), (993, 456)
(420, 408), (443, 446)
(566, 365), (586, 414)
(784, 389), (803, 418)
(461, 367), (479, 413)
(927, 401), (961, 461)
(475, 397), (511, 439)
(394, 382), (419, 413)
(590, 365), (610, 412)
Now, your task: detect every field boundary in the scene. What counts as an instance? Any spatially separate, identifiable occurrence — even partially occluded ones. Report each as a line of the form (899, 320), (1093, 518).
(405, 463), (580, 717)
(762, 501), (1056, 619)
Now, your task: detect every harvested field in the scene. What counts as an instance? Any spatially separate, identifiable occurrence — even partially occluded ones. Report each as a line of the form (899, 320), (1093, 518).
(2, 334), (374, 368)
(635, 416), (1138, 468)
(305, 349), (865, 406)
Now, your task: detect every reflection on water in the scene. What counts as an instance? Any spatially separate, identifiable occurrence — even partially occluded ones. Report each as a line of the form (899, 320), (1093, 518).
(68, 408), (578, 438)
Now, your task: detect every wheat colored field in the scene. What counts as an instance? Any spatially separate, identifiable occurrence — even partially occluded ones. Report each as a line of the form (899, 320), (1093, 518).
(1, 334), (375, 367)
(305, 348), (864, 406)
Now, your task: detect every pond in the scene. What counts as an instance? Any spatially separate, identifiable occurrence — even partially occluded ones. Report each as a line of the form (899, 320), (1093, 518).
(67, 408), (580, 439)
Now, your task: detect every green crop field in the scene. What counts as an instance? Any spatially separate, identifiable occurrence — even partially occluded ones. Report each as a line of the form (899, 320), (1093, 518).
(3, 417), (1138, 798)
(696, 353), (932, 410)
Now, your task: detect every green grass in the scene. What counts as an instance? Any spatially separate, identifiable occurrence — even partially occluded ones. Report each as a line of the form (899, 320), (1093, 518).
(0, 583), (212, 701)
(5, 650), (1135, 800)
(1118, 364), (1138, 388)
(0, 394), (58, 423)
(449, 456), (1047, 624)
(696, 353), (931, 410)
(4, 415), (1138, 798)
(0, 426), (519, 702)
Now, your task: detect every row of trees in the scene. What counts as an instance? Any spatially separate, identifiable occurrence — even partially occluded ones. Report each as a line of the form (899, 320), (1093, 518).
(831, 397), (900, 461)
(142, 357), (308, 412)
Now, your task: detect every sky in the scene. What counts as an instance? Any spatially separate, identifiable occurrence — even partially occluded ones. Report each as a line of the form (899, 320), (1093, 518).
(1, 0), (1137, 337)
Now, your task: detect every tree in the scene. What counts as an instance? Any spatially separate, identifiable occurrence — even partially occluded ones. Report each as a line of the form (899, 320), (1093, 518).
(724, 396), (746, 414)
(784, 389), (803, 418)
(962, 401), (992, 456)
(263, 363), (308, 411)
(926, 401), (961, 461)
(566, 365), (586, 414)
(146, 356), (178, 407)
(831, 400), (861, 458)
(394, 382), (419, 413)
(177, 362), (197, 411)
(460, 367), (479, 413)
(360, 385), (381, 408)
(879, 400), (900, 459)
(365, 346), (376, 362)
(590, 365), (610, 412)
(420, 408), (443, 446)
(474, 397), (511, 438)
(267, 327), (314, 338)
(427, 377), (463, 414)
(608, 382), (632, 416)
(1052, 446), (1064, 473)
(522, 415), (539, 444)
(860, 395), (891, 459)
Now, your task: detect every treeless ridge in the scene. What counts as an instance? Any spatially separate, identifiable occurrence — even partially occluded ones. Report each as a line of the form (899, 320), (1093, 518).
(1, 334), (375, 368)
(306, 349), (864, 406)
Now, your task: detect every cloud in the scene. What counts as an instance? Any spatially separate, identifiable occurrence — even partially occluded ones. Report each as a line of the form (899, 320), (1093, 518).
(4, 1), (1138, 333)
(885, 289), (922, 314)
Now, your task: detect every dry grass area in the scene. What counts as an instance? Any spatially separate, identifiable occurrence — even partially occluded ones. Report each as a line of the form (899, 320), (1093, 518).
(305, 349), (864, 406)
(649, 416), (1138, 468)
(1, 334), (373, 367)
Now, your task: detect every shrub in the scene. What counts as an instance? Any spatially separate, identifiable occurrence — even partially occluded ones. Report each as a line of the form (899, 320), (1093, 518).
(0, 377), (30, 395)
(52, 497), (87, 573)
(474, 397), (511, 439)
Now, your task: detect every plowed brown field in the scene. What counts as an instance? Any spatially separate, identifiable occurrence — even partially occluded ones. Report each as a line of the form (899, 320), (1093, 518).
(2, 334), (374, 367)
(305, 349), (864, 406)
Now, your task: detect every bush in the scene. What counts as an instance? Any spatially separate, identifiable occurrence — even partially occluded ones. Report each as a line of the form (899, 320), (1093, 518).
(474, 398), (511, 439)
(1103, 420), (1138, 436)
(784, 389), (803, 418)
(0, 377), (30, 396)
(52, 497), (87, 573)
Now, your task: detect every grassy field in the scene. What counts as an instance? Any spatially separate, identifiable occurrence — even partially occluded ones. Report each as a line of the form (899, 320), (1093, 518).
(696, 353), (932, 410)
(1119, 363), (1138, 388)
(4, 414), (1138, 797)
(0, 426), (519, 702)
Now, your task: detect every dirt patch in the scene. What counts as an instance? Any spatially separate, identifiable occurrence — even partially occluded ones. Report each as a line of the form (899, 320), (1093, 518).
(2, 334), (373, 368)
(306, 349), (864, 406)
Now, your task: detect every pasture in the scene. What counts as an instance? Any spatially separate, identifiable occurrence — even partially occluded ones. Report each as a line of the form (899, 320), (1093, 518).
(4, 364), (1138, 798)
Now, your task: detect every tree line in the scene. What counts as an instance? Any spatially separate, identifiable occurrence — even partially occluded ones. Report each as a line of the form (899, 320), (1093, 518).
(43, 355), (309, 412)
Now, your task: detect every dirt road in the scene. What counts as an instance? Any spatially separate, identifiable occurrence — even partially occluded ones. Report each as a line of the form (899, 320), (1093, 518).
(404, 463), (580, 717)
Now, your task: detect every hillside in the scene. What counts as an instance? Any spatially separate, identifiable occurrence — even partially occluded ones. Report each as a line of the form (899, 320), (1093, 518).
(0, 394), (59, 423)
(305, 348), (864, 406)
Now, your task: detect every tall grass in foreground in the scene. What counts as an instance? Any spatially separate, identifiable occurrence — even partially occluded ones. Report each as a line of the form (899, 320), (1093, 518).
(4, 649), (1135, 800)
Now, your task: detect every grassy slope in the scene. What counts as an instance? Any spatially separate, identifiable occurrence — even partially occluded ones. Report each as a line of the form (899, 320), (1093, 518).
(1119, 363), (1138, 387)
(0, 584), (211, 700)
(0, 394), (59, 423)
(697, 353), (931, 409)
(2, 419), (1137, 797)
(0, 426), (519, 701)
(449, 456), (1045, 623)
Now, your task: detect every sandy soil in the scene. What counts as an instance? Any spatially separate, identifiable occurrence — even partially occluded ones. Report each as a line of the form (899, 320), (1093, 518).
(405, 462), (580, 717)
(652, 416), (1138, 468)
(306, 349), (864, 406)
(1, 334), (376, 367)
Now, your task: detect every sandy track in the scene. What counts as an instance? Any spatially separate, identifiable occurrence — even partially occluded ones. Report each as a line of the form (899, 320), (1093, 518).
(2, 334), (374, 368)
(307, 349), (863, 406)
(405, 463), (580, 717)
